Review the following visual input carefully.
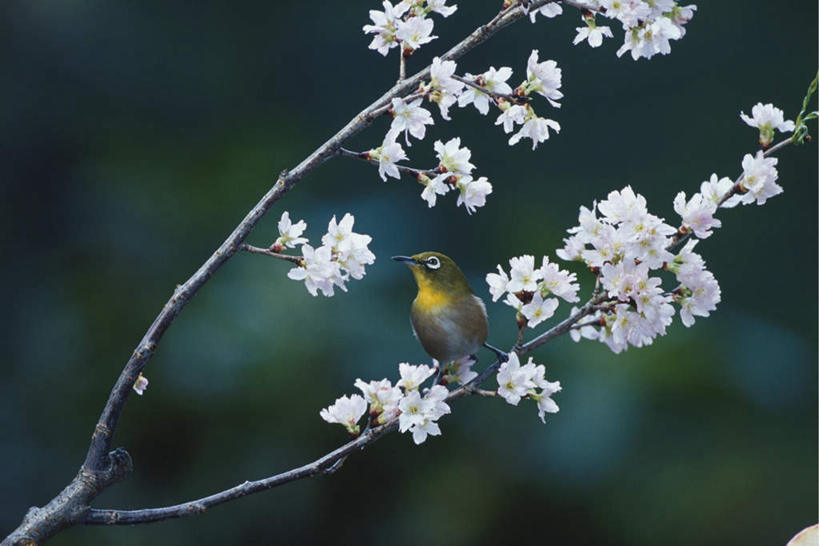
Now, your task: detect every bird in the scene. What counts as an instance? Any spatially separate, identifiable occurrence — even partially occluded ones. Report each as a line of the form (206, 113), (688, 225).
(392, 251), (507, 380)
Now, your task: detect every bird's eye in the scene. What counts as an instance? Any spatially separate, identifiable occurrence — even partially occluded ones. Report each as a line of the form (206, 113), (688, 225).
(425, 256), (441, 270)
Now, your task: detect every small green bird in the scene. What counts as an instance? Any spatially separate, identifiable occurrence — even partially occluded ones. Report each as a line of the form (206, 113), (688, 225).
(392, 252), (506, 376)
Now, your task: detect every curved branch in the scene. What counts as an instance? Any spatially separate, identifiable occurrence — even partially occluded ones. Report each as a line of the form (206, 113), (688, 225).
(84, 353), (510, 525)
(4, 2), (559, 543)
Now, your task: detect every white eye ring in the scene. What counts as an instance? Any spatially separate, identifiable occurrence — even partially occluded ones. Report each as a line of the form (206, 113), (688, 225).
(425, 256), (441, 270)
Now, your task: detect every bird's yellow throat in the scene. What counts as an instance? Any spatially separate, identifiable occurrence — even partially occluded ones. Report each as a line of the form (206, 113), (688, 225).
(411, 270), (454, 312)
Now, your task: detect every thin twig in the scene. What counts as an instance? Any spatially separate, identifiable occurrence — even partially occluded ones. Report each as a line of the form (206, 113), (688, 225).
(451, 74), (528, 105)
(667, 136), (793, 251)
(470, 389), (498, 397)
(239, 244), (303, 265)
(338, 147), (439, 180)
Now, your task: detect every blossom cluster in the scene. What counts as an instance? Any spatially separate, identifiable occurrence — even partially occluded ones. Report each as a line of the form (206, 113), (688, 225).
(486, 255), (580, 328)
(321, 361), (455, 444)
(551, 185), (710, 352)
(484, 102), (792, 354)
(496, 352), (561, 423)
(274, 212), (376, 297)
(320, 353), (560, 444)
(358, 0), (702, 212)
(366, 51), (563, 212)
(363, 0), (456, 57)
(527, 1), (697, 60)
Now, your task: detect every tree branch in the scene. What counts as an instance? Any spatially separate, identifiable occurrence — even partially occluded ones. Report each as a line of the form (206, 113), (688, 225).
(3, 2), (559, 543)
(84, 348), (515, 525)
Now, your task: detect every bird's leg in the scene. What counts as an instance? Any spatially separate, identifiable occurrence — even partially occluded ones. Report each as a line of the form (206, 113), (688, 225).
(483, 342), (508, 363)
(431, 361), (445, 386)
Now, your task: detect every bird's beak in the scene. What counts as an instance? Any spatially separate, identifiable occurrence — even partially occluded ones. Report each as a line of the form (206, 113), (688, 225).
(391, 255), (416, 264)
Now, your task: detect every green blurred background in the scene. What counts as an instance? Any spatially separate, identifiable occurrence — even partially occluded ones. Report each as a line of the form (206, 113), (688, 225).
(1, 1), (816, 544)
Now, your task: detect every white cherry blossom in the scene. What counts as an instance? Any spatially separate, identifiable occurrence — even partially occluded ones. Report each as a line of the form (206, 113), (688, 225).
(528, 2), (563, 22)
(420, 173), (452, 208)
(390, 97), (434, 144)
(362, 1), (409, 56)
(573, 20), (613, 48)
(371, 136), (408, 181)
(434, 137), (474, 174)
(458, 66), (513, 115)
(521, 292), (559, 328)
(486, 264), (510, 302)
(508, 115), (561, 149)
(396, 15), (436, 51)
(738, 151), (781, 206)
(673, 191), (721, 239)
(740, 103), (795, 147)
(397, 363), (435, 391)
(539, 256), (580, 302)
(507, 255), (542, 293)
(525, 50), (563, 107)
(496, 353), (536, 406)
(287, 244), (342, 297)
(354, 378), (403, 423)
(426, 0), (457, 17)
(699, 174), (735, 208)
(320, 394), (368, 434)
(275, 211), (308, 250)
(455, 175), (492, 214)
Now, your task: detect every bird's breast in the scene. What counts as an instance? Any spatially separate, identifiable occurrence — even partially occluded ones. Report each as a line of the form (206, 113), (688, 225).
(410, 292), (489, 363)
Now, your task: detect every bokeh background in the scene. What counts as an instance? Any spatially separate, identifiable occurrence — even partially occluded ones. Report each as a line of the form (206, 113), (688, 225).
(1, 1), (816, 544)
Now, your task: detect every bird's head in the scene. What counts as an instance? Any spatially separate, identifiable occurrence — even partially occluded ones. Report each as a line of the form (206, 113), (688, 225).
(391, 251), (473, 296)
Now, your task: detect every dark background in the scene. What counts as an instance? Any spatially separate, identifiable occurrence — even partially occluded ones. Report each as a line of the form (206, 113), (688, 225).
(1, 1), (816, 545)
